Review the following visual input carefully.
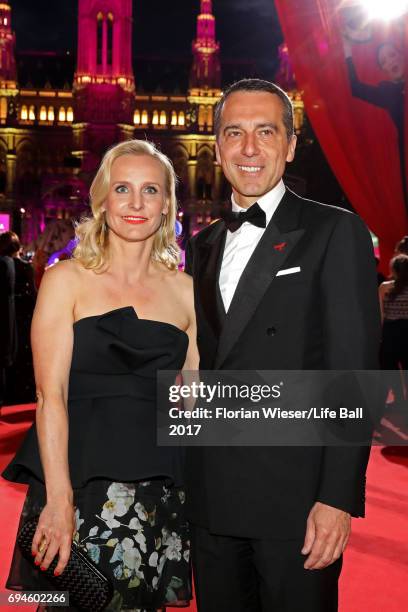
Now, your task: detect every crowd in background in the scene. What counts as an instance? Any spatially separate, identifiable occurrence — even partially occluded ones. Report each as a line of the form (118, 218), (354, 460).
(1, 229), (408, 410)
(0, 231), (36, 407)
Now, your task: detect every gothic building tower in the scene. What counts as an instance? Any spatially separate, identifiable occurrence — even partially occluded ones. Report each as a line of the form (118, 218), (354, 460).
(0, 1), (16, 91)
(191, 0), (221, 91)
(73, 0), (135, 171)
(0, 1), (17, 200)
(187, 0), (223, 205)
(189, 0), (221, 133)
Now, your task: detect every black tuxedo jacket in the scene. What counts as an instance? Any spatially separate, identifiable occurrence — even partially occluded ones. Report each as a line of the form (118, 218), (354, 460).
(184, 188), (381, 539)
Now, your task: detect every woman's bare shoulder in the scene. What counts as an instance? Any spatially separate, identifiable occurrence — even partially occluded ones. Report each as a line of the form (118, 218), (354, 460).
(174, 269), (193, 287)
(38, 260), (86, 300)
(379, 280), (393, 295)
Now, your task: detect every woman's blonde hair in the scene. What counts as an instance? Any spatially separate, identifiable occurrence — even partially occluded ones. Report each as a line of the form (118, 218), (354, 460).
(73, 139), (180, 271)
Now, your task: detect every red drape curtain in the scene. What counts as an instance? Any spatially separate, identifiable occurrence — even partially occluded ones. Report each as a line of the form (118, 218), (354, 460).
(275, 0), (408, 272)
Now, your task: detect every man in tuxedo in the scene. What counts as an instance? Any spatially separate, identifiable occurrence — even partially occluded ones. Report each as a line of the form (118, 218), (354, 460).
(185, 78), (380, 611)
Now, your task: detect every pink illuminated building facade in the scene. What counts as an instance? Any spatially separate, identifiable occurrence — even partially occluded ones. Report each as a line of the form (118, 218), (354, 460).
(0, 1), (305, 244)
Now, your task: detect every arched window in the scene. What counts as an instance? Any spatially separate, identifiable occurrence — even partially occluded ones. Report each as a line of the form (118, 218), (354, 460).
(159, 110), (167, 126)
(107, 13), (113, 66)
(48, 106), (55, 122)
(20, 105), (28, 121)
(66, 107), (74, 122)
(133, 109), (141, 125)
(178, 111), (185, 126)
(97, 12), (103, 66)
(152, 110), (159, 125)
(171, 111), (177, 126)
(39, 106), (47, 121)
(29, 105), (36, 121)
(58, 106), (66, 122)
(0, 97), (7, 120)
(141, 110), (148, 125)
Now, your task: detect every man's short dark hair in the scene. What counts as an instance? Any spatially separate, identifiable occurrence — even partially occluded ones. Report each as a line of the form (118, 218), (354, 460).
(0, 231), (20, 257)
(214, 78), (294, 141)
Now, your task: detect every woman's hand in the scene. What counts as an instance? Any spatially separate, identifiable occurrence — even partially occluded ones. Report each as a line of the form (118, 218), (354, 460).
(32, 501), (76, 576)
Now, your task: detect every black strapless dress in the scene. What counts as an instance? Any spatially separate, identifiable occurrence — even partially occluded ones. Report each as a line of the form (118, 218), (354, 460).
(2, 307), (191, 611)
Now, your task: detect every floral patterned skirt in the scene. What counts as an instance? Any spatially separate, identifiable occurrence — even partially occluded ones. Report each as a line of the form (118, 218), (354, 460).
(6, 477), (191, 611)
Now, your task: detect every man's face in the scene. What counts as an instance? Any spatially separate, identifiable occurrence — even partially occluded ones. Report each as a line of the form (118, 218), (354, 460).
(378, 44), (404, 81)
(215, 91), (296, 208)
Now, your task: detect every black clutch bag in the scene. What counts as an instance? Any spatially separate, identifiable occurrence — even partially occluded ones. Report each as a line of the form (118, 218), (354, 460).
(17, 516), (114, 611)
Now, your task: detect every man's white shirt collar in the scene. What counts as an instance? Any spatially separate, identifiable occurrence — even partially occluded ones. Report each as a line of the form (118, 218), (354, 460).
(231, 179), (286, 226)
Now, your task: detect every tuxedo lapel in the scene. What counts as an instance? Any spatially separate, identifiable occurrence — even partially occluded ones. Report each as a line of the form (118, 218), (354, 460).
(196, 221), (227, 337)
(214, 190), (305, 369)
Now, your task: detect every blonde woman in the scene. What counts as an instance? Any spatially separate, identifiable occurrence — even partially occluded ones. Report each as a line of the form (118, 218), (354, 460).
(3, 140), (198, 610)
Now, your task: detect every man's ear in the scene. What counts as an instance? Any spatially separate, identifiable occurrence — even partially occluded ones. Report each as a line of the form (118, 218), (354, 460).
(286, 134), (297, 163)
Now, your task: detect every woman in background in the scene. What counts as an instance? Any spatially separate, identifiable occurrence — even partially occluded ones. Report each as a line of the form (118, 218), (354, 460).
(379, 254), (408, 415)
(2, 139), (198, 610)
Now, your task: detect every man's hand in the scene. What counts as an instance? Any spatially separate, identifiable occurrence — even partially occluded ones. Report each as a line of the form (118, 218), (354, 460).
(301, 502), (351, 570)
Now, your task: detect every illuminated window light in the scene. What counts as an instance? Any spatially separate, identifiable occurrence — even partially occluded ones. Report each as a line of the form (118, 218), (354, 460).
(141, 110), (148, 125)
(171, 111), (177, 126)
(66, 107), (74, 122)
(4, 17), (7, 26)
(152, 110), (159, 125)
(58, 106), (66, 122)
(178, 111), (185, 126)
(133, 110), (141, 124)
(160, 110), (167, 125)
(29, 105), (35, 120)
(0, 97), (7, 119)
(360, 0), (408, 20)
(39, 106), (47, 121)
(21, 105), (28, 121)
(48, 106), (54, 121)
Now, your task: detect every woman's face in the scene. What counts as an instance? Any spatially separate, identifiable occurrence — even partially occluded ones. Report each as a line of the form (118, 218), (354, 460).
(103, 154), (169, 242)
(378, 44), (404, 82)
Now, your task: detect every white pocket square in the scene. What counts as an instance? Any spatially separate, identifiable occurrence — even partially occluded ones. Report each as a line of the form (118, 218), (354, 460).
(276, 266), (301, 277)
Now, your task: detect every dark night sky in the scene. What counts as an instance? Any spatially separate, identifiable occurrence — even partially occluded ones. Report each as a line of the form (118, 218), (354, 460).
(11, 0), (284, 80)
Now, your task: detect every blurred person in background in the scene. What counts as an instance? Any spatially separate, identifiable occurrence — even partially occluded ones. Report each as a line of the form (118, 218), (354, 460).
(0, 234), (17, 408)
(379, 254), (408, 416)
(0, 231), (36, 405)
(395, 235), (408, 256)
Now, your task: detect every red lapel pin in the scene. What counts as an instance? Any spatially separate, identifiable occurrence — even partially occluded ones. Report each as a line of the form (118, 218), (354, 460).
(273, 242), (287, 252)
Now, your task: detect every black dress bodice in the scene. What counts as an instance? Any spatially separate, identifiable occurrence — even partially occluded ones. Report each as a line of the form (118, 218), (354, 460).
(2, 307), (189, 488)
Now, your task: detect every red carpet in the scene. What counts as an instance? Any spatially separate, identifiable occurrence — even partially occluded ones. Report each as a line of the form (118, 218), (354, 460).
(1, 405), (407, 612)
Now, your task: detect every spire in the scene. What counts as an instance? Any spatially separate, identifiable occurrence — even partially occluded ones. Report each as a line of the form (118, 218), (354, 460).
(190, 0), (221, 91)
(75, 0), (134, 92)
(201, 0), (213, 14)
(0, 1), (17, 89)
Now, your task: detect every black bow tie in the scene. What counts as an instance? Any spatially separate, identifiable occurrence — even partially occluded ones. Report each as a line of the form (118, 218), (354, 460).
(221, 202), (267, 233)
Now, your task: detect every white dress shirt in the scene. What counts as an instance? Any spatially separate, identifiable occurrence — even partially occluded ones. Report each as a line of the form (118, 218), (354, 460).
(219, 179), (286, 312)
